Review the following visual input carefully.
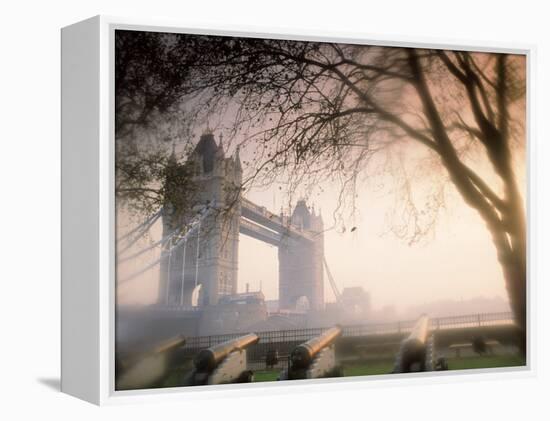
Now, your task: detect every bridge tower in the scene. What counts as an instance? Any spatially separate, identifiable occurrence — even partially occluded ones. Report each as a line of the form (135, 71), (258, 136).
(158, 131), (242, 307)
(278, 200), (325, 311)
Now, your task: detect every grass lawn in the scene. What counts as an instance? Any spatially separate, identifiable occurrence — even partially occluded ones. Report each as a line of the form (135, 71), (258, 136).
(343, 359), (395, 377)
(446, 354), (525, 371)
(159, 354), (526, 386)
(254, 370), (280, 382)
(341, 354), (525, 378)
(252, 360), (395, 382)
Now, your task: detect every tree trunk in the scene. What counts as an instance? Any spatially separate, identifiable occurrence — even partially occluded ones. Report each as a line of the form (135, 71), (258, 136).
(499, 190), (527, 356)
(406, 49), (527, 357)
(497, 239), (527, 356)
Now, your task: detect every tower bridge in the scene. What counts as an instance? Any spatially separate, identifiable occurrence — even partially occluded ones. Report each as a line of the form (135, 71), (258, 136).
(240, 197), (315, 244)
(158, 131), (325, 312)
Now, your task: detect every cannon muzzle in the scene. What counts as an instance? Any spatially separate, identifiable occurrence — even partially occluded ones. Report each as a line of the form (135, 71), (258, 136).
(393, 315), (432, 373)
(402, 314), (429, 352)
(115, 334), (187, 390)
(194, 333), (259, 372)
(291, 326), (342, 370)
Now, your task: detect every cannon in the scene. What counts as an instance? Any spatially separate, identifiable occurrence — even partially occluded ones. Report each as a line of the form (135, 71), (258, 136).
(392, 315), (445, 373)
(280, 325), (343, 380)
(184, 333), (260, 386)
(115, 334), (186, 390)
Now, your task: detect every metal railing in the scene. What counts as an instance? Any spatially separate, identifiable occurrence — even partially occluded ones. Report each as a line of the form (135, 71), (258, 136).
(181, 312), (514, 354)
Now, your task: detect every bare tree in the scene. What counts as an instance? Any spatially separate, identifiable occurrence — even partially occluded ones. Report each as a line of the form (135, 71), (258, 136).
(186, 38), (526, 352)
(115, 30), (211, 219)
(114, 33), (526, 352)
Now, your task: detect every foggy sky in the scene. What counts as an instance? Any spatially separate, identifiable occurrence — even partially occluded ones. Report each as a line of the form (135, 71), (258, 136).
(115, 46), (526, 317)
(117, 131), (524, 315)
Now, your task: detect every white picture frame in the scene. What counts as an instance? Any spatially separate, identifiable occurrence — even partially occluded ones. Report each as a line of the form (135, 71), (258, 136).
(61, 15), (535, 405)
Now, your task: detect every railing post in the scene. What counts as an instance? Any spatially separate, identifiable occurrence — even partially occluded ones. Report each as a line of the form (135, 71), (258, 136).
(477, 314), (481, 327)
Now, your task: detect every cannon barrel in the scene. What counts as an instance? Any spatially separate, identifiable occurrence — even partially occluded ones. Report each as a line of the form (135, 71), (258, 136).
(152, 334), (187, 355)
(115, 334), (186, 390)
(291, 326), (342, 369)
(394, 315), (430, 373)
(194, 333), (259, 371)
(402, 314), (429, 351)
(117, 334), (187, 370)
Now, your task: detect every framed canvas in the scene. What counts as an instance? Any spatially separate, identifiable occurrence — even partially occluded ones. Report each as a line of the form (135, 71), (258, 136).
(61, 15), (534, 405)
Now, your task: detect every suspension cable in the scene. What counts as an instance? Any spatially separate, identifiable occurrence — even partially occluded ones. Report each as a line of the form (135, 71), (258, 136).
(118, 207), (211, 285)
(117, 210), (163, 255)
(117, 226), (181, 263)
(116, 208), (163, 243)
(323, 257), (342, 303)
(179, 238), (187, 306)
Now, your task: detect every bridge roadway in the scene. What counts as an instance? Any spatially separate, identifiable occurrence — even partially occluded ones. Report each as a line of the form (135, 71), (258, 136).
(239, 218), (282, 246)
(239, 197), (314, 245)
